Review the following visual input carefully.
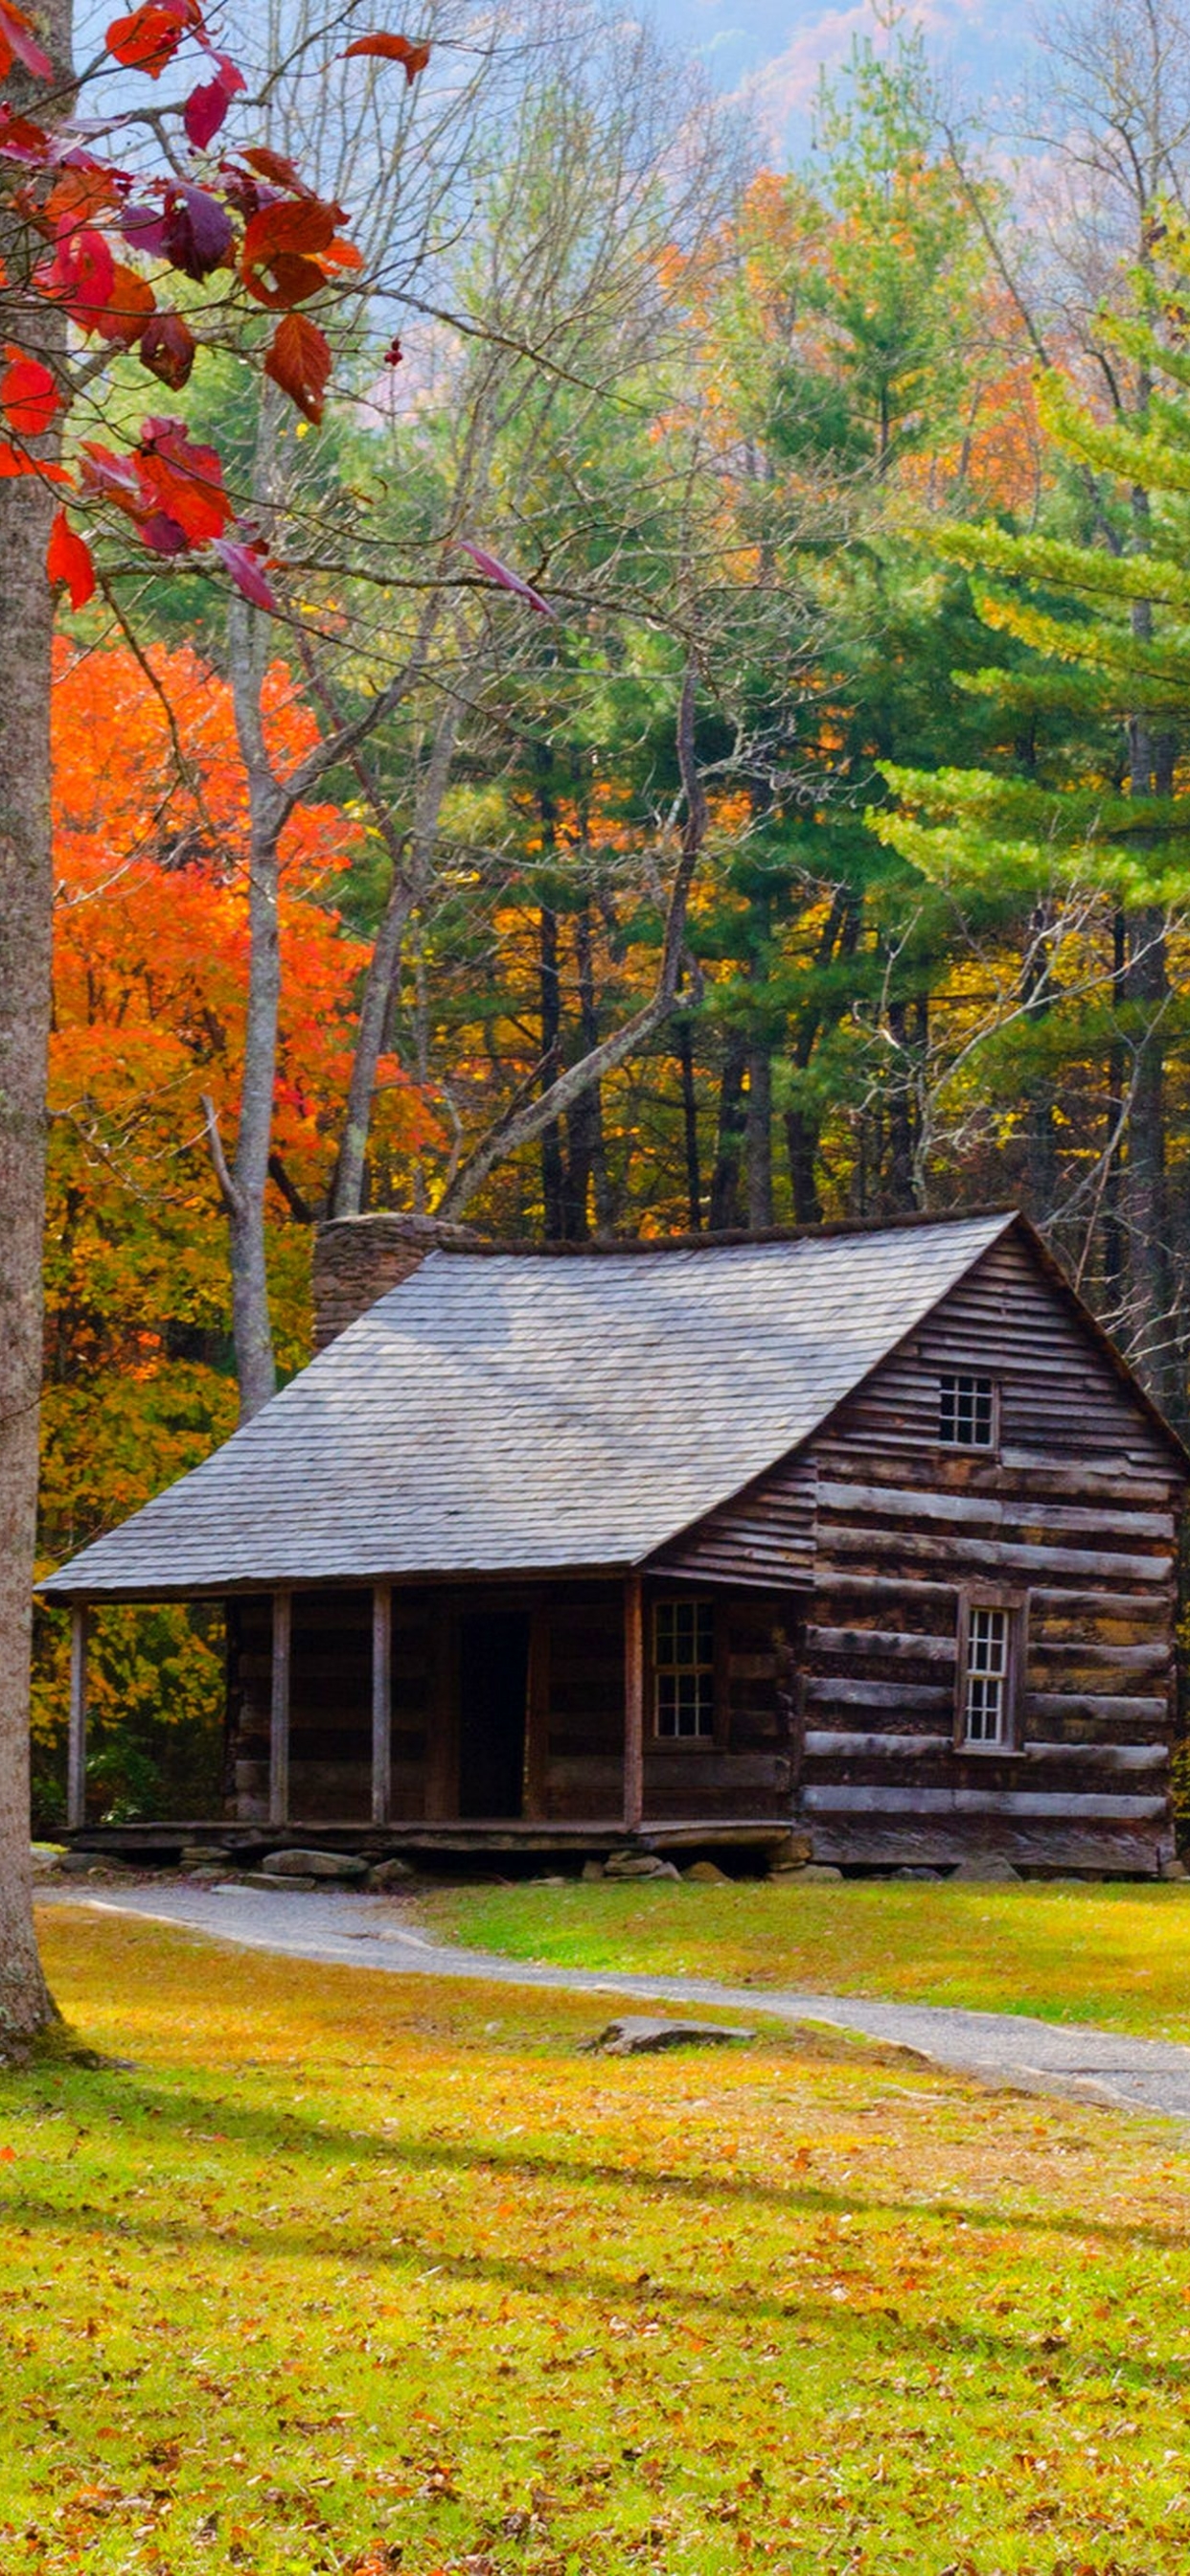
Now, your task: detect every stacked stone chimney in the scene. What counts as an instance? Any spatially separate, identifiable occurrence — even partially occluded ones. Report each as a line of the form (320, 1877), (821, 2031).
(311, 1211), (479, 1349)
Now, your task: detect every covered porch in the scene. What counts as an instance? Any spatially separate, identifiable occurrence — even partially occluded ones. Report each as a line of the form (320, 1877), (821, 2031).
(64, 1573), (806, 1842)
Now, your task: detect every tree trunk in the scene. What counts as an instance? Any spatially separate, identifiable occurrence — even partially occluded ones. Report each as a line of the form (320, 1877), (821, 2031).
(785, 1107), (823, 1225)
(329, 698), (460, 1219)
(886, 999), (918, 1212)
(561, 898), (608, 1240)
(0, 2), (74, 2053)
(708, 1035), (747, 1230)
(744, 1043), (773, 1228)
(1102, 906), (1127, 1309)
(224, 587), (287, 1421)
(675, 1016), (701, 1230)
(538, 902), (565, 1239)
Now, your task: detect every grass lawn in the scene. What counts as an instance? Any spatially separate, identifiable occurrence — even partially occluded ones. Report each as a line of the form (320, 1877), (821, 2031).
(4, 1912), (1190, 2572)
(424, 1876), (1190, 2043)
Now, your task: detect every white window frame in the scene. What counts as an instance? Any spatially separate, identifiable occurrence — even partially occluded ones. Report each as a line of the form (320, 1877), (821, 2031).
(939, 1371), (999, 1452)
(652, 1598), (717, 1742)
(955, 1589), (1026, 1754)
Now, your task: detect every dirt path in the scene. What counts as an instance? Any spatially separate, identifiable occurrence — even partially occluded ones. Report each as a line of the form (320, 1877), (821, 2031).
(40, 1879), (1190, 2125)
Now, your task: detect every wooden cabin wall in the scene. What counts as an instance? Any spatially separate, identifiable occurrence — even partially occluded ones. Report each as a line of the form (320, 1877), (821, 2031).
(796, 1231), (1181, 1872)
(542, 1582), (626, 1818)
(652, 1457), (817, 1590)
(642, 1590), (798, 1821)
(225, 1586), (434, 1823)
(538, 1581), (800, 1825)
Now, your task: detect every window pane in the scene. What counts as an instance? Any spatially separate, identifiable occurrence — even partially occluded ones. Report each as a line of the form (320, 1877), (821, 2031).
(653, 1598), (715, 1738)
(965, 1607), (1009, 1745)
(940, 1373), (995, 1448)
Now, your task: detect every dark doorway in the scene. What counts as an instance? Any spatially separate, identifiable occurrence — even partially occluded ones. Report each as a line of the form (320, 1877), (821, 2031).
(457, 1611), (530, 1817)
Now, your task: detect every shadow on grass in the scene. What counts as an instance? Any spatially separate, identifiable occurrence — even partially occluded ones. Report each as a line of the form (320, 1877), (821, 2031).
(8, 2175), (1190, 2402)
(9, 2049), (1190, 2264)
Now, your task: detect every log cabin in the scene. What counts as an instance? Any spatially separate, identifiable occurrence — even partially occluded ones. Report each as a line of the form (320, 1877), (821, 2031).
(40, 1208), (1187, 1874)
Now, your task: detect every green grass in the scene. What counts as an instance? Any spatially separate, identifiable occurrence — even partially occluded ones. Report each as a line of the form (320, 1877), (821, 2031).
(5, 1908), (1190, 2572)
(423, 1875), (1190, 2041)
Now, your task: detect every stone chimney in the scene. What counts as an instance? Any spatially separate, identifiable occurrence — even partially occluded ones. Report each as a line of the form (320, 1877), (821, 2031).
(311, 1211), (480, 1349)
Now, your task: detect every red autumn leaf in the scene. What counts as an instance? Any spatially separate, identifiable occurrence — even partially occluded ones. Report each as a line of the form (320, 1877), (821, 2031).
(0, 2143), (15, 2163)
(0, 0), (53, 80)
(264, 310), (332, 423)
(0, 106), (52, 163)
(36, 225), (116, 324)
(211, 532), (277, 610)
(78, 441), (146, 516)
(1, 347), (58, 436)
(247, 251), (330, 310)
(47, 509), (96, 609)
(163, 184), (234, 281)
(241, 145), (311, 194)
(455, 537), (554, 616)
(139, 507), (192, 554)
(139, 309), (195, 388)
(342, 31), (430, 80)
(0, 440), (68, 480)
(136, 416), (234, 543)
(43, 163), (122, 235)
(104, 1), (192, 76)
(91, 262), (156, 346)
(318, 235), (363, 273)
(241, 196), (338, 268)
(184, 75), (232, 149)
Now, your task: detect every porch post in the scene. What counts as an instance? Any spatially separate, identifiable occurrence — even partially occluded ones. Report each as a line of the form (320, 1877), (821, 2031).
(623, 1575), (644, 1833)
(372, 1581), (392, 1826)
(269, 1587), (291, 1828)
(67, 1602), (89, 1830)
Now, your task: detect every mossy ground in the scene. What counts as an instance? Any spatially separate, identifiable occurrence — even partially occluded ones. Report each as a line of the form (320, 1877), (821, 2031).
(3, 1902), (1190, 2571)
(425, 1874), (1190, 2041)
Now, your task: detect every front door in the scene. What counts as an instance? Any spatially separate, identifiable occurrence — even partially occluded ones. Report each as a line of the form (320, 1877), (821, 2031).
(457, 1610), (530, 1817)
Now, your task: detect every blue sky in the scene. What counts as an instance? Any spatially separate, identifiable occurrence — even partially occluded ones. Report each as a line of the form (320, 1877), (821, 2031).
(644, 0), (1037, 159)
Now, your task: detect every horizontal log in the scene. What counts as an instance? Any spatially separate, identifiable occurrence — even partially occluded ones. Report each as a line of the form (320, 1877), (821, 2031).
(812, 1573), (963, 1607)
(807, 1626), (956, 1664)
(816, 1480), (1176, 1542)
(805, 1731), (950, 1760)
(812, 1443), (1176, 1506)
(807, 1677), (953, 1712)
(810, 1823), (1165, 1873)
(819, 1527), (1173, 1583)
(802, 1785), (1168, 1820)
(1026, 1692), (1169, 1726)
(1030, 1638), (1171, 1674)
(1028, 1588), (1171, 1619)
(803, 1731), (1168, 1772)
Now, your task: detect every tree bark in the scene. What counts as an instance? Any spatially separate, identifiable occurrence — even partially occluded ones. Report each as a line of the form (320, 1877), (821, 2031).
(675, 1015), (701, 1230)
(0, 0), (73, 2054)
(538, 901), (565, 1240)
(708, 1036), (747, 1230)
(329, 696), (460, 1219)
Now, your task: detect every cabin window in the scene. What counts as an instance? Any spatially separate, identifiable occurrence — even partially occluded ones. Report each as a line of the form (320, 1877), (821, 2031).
(955, 1591), (1025, 1751)
(939, 1371), (996, 1449)
(653, 1598), (715, 1738)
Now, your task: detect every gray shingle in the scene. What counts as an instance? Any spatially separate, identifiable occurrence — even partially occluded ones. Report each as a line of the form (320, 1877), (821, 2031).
(40, 1214), (1015, 1598)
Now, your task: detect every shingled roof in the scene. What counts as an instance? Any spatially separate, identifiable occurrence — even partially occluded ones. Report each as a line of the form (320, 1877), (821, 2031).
(41, 1211), (1022, 1599)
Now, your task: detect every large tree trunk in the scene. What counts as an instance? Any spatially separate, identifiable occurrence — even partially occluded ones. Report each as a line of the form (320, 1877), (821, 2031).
(0, 3), (73, 2053)
(223, 591), (288, 1420)
(708, 1035), (747, 1230)
(329, 698), (460, 1220)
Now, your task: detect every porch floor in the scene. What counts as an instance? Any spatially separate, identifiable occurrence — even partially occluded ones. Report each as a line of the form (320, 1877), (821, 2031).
(59, 1816), (798, 1861)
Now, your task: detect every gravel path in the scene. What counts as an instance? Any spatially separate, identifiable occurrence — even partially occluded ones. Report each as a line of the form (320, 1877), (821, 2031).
(40, 1879), (1190, 2125)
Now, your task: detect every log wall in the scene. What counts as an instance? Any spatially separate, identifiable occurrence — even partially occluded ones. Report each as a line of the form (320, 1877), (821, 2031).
(797, 1230), (1180, 1871)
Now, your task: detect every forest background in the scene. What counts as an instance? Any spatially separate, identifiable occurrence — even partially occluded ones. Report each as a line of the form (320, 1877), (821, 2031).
(34, 0), (1190, 1824)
